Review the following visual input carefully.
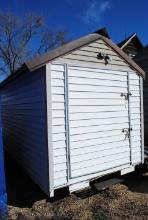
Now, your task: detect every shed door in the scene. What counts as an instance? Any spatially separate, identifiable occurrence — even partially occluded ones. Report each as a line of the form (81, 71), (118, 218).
(67, 66), (131, 178)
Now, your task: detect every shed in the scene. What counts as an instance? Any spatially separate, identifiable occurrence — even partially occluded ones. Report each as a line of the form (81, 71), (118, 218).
(0, 30), (145, 197)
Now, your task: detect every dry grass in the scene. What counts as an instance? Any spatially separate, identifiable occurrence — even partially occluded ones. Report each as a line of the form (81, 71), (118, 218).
(5, 154), (148, 220)
(7, 172), (148, 220)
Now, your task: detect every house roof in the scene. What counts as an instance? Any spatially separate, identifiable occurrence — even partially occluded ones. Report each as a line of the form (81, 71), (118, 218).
(1, 29), (145, 87)
(118, 33), (143, 50)
(134, 45), (148, 78)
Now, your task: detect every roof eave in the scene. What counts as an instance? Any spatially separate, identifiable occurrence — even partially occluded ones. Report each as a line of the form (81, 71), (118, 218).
(120, 33), (137, 49)
(102, 36), (145, 79)
(26, 33), (102, 71)
(0, 64), (29, 87)
(25, 33), (145, 78)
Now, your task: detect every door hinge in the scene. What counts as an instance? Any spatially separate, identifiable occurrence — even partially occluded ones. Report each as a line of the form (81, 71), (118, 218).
(121, 92), (132, 100)
(122, 128), (133, 139)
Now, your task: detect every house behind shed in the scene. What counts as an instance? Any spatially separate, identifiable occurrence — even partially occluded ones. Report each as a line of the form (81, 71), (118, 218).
(118, 33), (144, 58)
(0, 30), (145, 197)
(134, 46), (148, 148)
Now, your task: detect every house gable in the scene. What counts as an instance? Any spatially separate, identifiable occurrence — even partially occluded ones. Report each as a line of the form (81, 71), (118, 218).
(118, 34), (144, 58)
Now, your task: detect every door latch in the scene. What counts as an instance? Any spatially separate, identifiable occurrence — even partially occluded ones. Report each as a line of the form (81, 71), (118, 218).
(121, 92), (132, 100)
(122, 128), (133, 139)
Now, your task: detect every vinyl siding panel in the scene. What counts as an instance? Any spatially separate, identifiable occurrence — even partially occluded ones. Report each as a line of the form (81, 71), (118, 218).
(68, 66), (131, 178)
(50, 62), (142, 186)
(50, 64), (68, 188)
(129, 72), (142, 164)
(143, 80), (148, 145)
(55, 39), (134, 72)
(1, 67), (49, 194)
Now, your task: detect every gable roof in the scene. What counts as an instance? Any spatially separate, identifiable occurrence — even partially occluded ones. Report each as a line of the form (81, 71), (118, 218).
(1, 29), (145, 87)
(25, 32), (145, 78)
(118, 33), (143, 50)
(134, 45), (148, 77)
(94, 27), (110, 39)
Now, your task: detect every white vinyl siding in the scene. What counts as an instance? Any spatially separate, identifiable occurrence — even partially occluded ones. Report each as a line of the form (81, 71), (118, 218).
(1, 67), (50, 194)
(143, 80), (148, 144)
(129, 72), (142, 164)
(49, 67), (143, 188)
(50, 64), (67, 188)
(48, 37), (143, 192)
(55, 39), (134, 72)
(67, 66), (131, 178)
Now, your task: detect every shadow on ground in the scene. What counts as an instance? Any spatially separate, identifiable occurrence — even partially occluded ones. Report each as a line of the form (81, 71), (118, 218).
(4, 152), (70, 208)
(5, 152), (47, 207)
(4, 151), (148, 209)
(123, 165), (148, 194)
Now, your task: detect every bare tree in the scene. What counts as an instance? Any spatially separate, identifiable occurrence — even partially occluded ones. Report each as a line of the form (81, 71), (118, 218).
(38, 30), (67, 54)
(0, 11), (67, 75)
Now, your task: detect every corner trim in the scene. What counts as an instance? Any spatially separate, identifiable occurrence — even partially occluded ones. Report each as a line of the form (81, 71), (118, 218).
(64, 64), (71, 181)
(140, 77), (144, 163)
(46, 63), (54, 196)
(127, 71), (132, 165)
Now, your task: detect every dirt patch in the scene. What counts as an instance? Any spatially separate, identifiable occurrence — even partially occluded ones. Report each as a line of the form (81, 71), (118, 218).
(6, 182), (148, 220)
(4, 154), (148, 220)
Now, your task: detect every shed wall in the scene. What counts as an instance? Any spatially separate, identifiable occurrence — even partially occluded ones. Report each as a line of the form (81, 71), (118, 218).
(50, 64), (67, 188)
(143, 80), (148, 145)
(129, 72), (143, 163)
(50, 64), (143, 189)
(55, 39), (136, 72)
(1, 67), (49, 193)
(50, 37), (143, 189)
(0, 119), (7, 218)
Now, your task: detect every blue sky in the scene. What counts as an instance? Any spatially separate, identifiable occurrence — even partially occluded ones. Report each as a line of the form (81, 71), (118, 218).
(0, 0), (148, 45)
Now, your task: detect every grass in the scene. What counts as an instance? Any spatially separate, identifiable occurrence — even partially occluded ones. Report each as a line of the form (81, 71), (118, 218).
(94, 212), (109, 220)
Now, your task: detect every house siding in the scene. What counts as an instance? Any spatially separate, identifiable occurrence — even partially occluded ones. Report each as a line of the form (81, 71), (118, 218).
(134, 48), (148, 146)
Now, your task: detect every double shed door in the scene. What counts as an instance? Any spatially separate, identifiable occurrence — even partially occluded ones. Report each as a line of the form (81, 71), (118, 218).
(67, 66), (133, 178)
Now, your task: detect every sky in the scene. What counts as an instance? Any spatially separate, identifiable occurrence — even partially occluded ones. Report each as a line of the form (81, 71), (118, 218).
(0, 0), (147, 45)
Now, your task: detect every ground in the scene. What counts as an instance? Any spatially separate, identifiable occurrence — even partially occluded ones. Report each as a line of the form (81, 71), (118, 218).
(5, 153), (148, 220)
